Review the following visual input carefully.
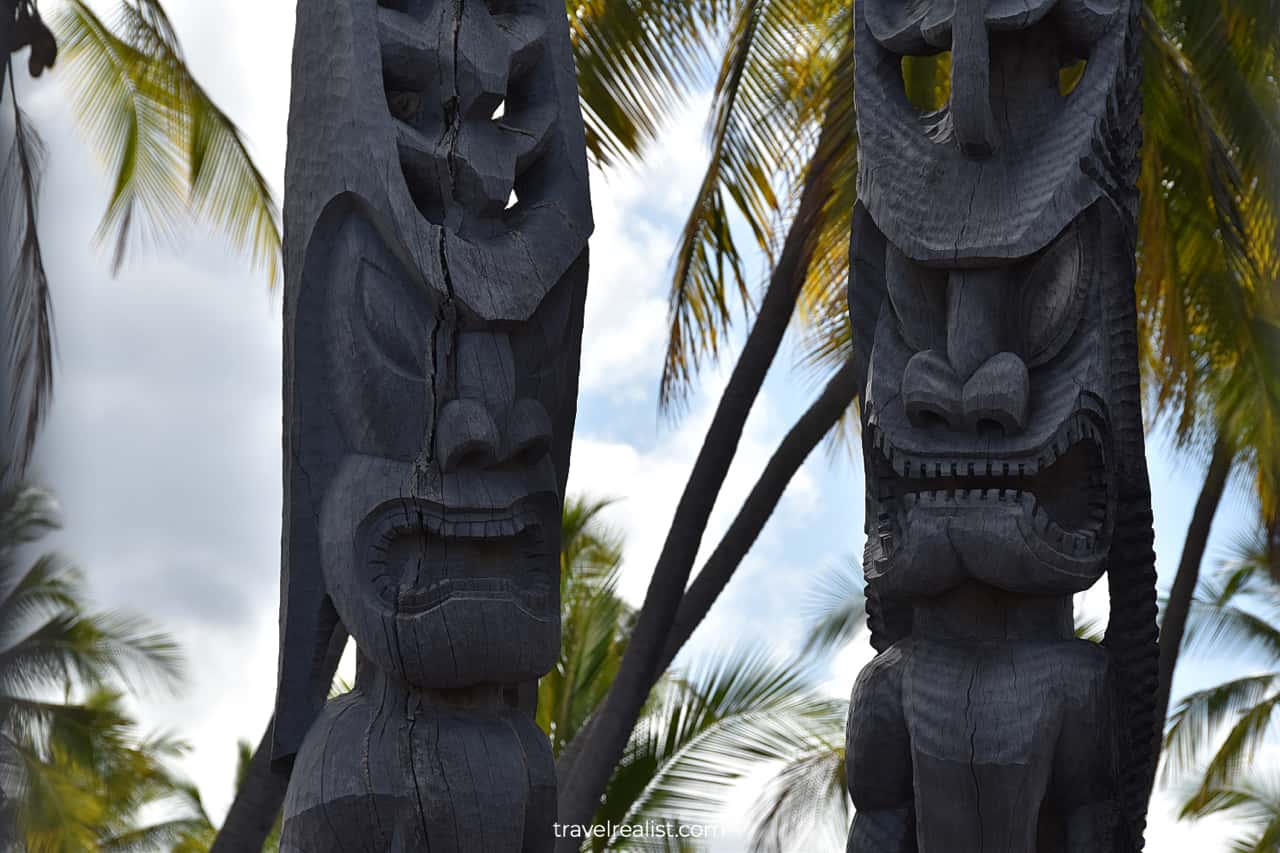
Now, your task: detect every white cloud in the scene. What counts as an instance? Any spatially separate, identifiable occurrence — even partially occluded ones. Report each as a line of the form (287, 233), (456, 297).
(577, 103), (710, 397)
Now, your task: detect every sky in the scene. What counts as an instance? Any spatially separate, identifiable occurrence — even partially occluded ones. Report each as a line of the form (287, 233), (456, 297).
(11, 0), (1266, 849)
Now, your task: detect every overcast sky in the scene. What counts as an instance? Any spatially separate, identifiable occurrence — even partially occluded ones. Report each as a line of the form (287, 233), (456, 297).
(13, 1), (1266, 849)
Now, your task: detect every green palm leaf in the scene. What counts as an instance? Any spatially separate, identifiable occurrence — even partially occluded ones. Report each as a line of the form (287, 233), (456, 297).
(604, 646), (845, 834)
(661, 0), (851, 409)
(540, 495), (632, 756)
(568, 0), (728, 166)
(54, 0), (281, 281)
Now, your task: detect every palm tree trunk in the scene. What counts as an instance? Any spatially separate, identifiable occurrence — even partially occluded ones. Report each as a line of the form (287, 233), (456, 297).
(656, 357), (857, 673)
(1153, 435), (1234, 745)
(210, 626), (347, 853)
(557, 357), (856, 786)
(553, 120), (841, 845)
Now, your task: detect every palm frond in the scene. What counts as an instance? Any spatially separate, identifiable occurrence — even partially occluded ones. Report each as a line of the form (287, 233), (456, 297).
(747, 744), (848, 853)
(799, 557), (865, 657)
(1138, 3), (1280, 467)
(1180, 693), (1280, 811)
(53, 0), (281, 282)
(1174, 771), (1280, 853)
(539, 495), (633, 756)
(569, 0), (728, 166)
(1163, 674), (1279, 783)
(2, 93), (54, 472)
(0, 587), (184, 698)
(660, 0), (851, 410)
(0, 480), (60, 553)
(606, 645), (845, 832)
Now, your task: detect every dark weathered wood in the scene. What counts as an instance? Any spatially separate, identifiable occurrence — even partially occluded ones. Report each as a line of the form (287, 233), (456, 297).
(847, 0), (1159, 850)
(274, 0), (591, 849)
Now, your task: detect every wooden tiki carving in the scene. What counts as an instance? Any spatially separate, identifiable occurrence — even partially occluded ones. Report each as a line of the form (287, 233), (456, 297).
(845, 1), (1159, 850)
(273, 0), (591, 849)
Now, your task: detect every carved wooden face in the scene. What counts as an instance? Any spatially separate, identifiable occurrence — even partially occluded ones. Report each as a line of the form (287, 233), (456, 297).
(854, 0), (1128, 262)
(298, 205), (583, 690)
(277, 0), (591, 717)
(857, 202), (1123, 599)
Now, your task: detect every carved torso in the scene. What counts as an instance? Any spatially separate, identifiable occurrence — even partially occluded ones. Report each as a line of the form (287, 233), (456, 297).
(281, 679), (554, 852)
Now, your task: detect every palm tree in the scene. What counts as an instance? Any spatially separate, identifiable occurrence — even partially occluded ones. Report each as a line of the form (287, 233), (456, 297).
(544, 495), (848, 852)
(539, 496), (631, 757)
(597, 646), (847, 853)
(4, 0), (282, 469)
(1141, 1), (1280, 745)
(739, 560), (862, 853)
(0, 475), (204, 848)
(1162, 526), (1280, 819)
(18, 688), (210, 852)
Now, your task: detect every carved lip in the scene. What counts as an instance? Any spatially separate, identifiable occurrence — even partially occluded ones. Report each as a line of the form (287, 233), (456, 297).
(361, 500), (554, 615)
(869, 410), (1113, 557)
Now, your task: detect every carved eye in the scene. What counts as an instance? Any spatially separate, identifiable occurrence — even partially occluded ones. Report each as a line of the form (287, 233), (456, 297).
(357, 260), (434, 379)
(387, 90), (421, 123)
(885, 244), (947, 352)
(1016, 224), (1088, 367)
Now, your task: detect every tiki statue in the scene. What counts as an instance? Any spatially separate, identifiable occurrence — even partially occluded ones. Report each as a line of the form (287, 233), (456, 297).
(272, 0), (591, 850)
(845, 0), (1159, 850)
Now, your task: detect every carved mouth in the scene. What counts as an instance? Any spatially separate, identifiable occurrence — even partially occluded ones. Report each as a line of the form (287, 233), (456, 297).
(363, 502), (554, 614)
(869, 412), (1112, 556)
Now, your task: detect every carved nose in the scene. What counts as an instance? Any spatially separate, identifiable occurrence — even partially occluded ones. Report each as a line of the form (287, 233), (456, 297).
(949, 0), (1000, 157)
(903, 264), (1030, 435)
(506, 398), (553, 464)
(437, 398), (501, 471)
(437, 331), (554, 471)
(436, 397), (553, 471)
(903, 350), (1029, 434)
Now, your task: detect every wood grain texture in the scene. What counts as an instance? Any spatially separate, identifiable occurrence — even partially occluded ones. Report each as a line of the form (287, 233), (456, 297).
(275, 0), (591, 848)
(847, 0), (1158, 849)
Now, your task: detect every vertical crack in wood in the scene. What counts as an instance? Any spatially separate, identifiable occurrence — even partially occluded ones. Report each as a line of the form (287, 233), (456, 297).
(965, 661), (982, 852)
(278, 0), (591, 846)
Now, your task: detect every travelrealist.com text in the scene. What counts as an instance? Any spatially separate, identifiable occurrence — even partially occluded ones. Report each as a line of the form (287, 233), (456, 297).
(552, 821), (723, 840)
